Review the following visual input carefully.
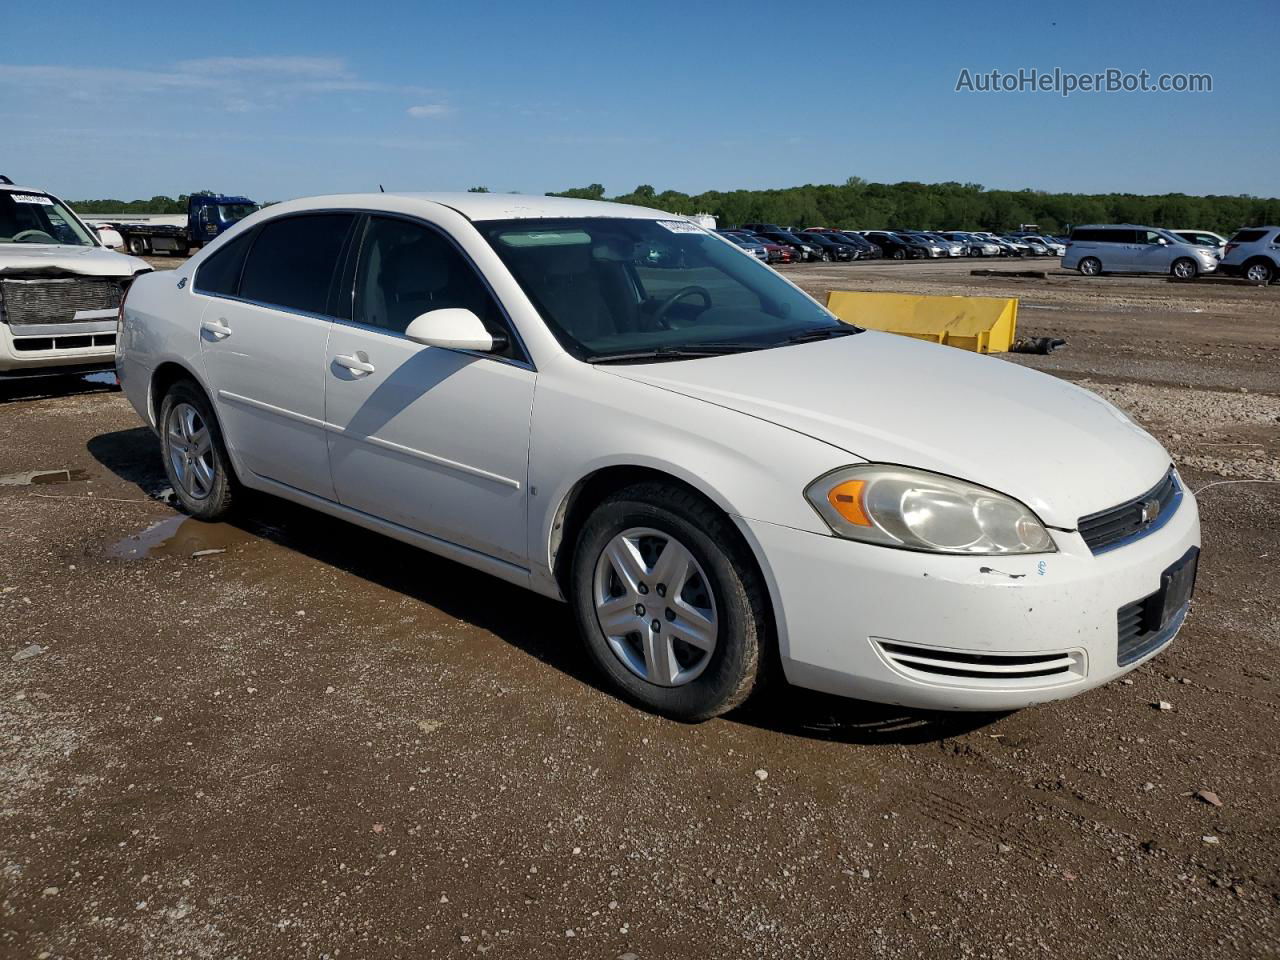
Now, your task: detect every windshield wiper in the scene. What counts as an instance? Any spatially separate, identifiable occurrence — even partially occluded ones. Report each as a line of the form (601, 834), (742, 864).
(784, 325), (861, 344)
(585, 343), (766, 364)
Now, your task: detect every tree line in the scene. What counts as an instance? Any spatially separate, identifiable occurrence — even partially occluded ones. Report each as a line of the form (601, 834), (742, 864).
(544, 178), (1280, 234)
(69, 178), (1280, 234)
(70, 195), (193, 215)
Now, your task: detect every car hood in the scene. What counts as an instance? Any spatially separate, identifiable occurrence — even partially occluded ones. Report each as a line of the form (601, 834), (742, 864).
(0, 244), (151, 278)
(602, 331), (1170, 527)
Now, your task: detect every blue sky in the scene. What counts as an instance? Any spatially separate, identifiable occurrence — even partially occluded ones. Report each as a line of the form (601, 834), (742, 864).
(1, 0), (1273, 202)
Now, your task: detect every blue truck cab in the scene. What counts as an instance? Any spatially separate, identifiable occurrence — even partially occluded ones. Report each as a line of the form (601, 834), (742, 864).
(112, 193), (259, 257)
(188, 194), (258, 245)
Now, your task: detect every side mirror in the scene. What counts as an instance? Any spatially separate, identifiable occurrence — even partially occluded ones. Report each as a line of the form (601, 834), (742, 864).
(404, 308), (505, 352)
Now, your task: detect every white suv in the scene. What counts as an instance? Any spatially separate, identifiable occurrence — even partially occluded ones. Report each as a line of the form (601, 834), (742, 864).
(1217, 226), (1280, 284)
(0, 178), (150, 379)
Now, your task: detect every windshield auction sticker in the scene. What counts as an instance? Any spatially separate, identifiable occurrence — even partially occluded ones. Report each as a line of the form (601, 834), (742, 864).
(656, 220), (703, 233)
(11, 194), (54, 205)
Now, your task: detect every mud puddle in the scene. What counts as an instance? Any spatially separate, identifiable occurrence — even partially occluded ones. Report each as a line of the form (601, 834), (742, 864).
(0, 468), (92, 486)
(106, 514), (258, 560)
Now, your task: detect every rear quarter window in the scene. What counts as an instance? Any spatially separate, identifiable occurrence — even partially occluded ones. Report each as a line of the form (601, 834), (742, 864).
(193, 232), (253, 296)
(1228, 229), (1267, 244)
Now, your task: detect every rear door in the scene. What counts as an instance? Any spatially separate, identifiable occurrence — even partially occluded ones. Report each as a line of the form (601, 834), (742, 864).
(197, 212), (355, 499)
(324, 213), (535, 566)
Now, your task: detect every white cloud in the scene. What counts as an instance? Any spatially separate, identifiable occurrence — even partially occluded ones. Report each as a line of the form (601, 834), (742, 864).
(407, 104), (452, 119)
(174, 56), (352, 78)
(0, 57), (442, 111)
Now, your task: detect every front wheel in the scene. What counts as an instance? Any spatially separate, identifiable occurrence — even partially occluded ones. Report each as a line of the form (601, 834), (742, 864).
(128, 237), (148, 255)
(159, 380), (238, 521)
(892, 249), (906, 260)
(1171, 257), (1198, 280)
(570, 484), (770, 721)
(1078, 256), (1102, 277)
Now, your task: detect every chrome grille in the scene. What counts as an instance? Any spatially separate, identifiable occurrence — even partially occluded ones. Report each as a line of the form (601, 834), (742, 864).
(1078, 468), (1180, 554)
(0, 277), (123, 327)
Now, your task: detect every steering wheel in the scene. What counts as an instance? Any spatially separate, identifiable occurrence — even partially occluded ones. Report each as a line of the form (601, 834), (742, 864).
(12, 229), (57, 243)
(653, 285), (712, 328)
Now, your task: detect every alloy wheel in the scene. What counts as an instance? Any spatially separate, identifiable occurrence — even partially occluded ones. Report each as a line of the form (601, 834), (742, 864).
(1245, 262), (1272, 283)
(593, 527), (718, 687)
(166, 402), (217, 501)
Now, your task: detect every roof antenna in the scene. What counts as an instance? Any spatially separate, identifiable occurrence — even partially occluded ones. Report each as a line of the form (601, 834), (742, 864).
(379, 184), (385, 193)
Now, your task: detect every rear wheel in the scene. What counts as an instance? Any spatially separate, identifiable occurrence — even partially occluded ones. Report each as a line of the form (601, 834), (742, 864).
(1244, 259), (1274, 284)
(891, 248), (906, 260)
(1078, 256), (1102, 277)
(1171, 257), (1198, 280)
(159, 380), (238, 521)
(570, 484), (770, 721)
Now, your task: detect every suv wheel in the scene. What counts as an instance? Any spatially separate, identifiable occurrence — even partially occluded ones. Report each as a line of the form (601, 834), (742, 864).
(159, 379), (238, 521)
(570, 483), (770, 721)
(1171, 257), (1198, 280)
(1244, 259), (1275, 284)
(1078, 256), (1102, 277)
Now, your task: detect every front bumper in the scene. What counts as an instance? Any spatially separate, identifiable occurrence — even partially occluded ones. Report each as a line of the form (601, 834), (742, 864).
(0, 319), (118, 374)
(736, 486), (1200, 711)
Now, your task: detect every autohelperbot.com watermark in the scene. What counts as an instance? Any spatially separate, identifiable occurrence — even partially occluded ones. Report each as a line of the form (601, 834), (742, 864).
(955, 67), (1212, 97)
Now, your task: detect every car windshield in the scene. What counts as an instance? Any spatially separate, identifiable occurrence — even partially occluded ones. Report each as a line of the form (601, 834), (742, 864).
(478, 217), (850, 360)
(0, 191), (96, 246)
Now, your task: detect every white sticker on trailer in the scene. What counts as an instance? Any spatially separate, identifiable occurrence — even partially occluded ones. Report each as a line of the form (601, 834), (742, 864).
(10, 194), (54, 205)
(656, 220), (702, 234)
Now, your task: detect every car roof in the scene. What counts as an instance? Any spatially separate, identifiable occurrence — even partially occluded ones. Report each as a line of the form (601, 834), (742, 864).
(0, 182), (52, 195)
(267, 192), (677, 223)
(1071, 223), (1160, 230)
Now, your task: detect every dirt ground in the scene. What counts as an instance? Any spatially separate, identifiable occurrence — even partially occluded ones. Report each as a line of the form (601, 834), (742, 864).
(2, 258), (1278, 959)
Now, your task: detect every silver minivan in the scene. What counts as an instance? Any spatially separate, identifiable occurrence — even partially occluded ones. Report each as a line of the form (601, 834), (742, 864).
(1063, 224), (1219, 279)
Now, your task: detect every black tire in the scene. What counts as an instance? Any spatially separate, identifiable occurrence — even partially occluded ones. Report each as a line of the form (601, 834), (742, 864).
(1078, 256), (1102, 277)
(128, 236), (148, 255)
(891, 248), (906, 260)
(158, 379), (239, 521)
(570, 483), (771, 721)
(1170, 257), (1198, 280)
(1243, 259), (1274, 284)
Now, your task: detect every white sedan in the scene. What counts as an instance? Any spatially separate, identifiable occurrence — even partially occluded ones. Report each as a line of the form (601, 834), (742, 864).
(117, 193), (1200, 720)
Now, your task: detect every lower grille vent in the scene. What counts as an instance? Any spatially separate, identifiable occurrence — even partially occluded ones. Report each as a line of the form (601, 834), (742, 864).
(874, 640), (1084, 688)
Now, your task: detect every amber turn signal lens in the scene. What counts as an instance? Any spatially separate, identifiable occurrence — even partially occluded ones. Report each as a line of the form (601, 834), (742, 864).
(827, 479), (871, 527)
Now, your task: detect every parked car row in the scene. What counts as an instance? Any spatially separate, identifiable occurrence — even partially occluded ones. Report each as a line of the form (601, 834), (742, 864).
(715, 224), (1072, 264)
(716, 221), (1271, 284)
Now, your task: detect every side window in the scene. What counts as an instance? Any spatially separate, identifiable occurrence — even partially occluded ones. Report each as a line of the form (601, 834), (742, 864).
(352, 216), (515, 354)
(1143, 231), (1164, 245)
(239, 213), (355, 316)
(193, 232), (252, 296)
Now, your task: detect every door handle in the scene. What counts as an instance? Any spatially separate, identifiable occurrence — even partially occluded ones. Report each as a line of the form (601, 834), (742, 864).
(200, 319), (232, 340)
(334, 353), (376, 376)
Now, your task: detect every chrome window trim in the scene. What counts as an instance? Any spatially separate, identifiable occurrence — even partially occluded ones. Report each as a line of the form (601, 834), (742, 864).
(190, 206), (535, 372)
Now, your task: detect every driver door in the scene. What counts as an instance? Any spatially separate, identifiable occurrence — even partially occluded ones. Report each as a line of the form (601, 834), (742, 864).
(1132, 230), (1173, 273)
(324, 214), (535, 567)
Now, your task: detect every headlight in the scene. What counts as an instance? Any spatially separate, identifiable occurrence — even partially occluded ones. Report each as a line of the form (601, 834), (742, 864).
(804, 465), (1056, 555)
